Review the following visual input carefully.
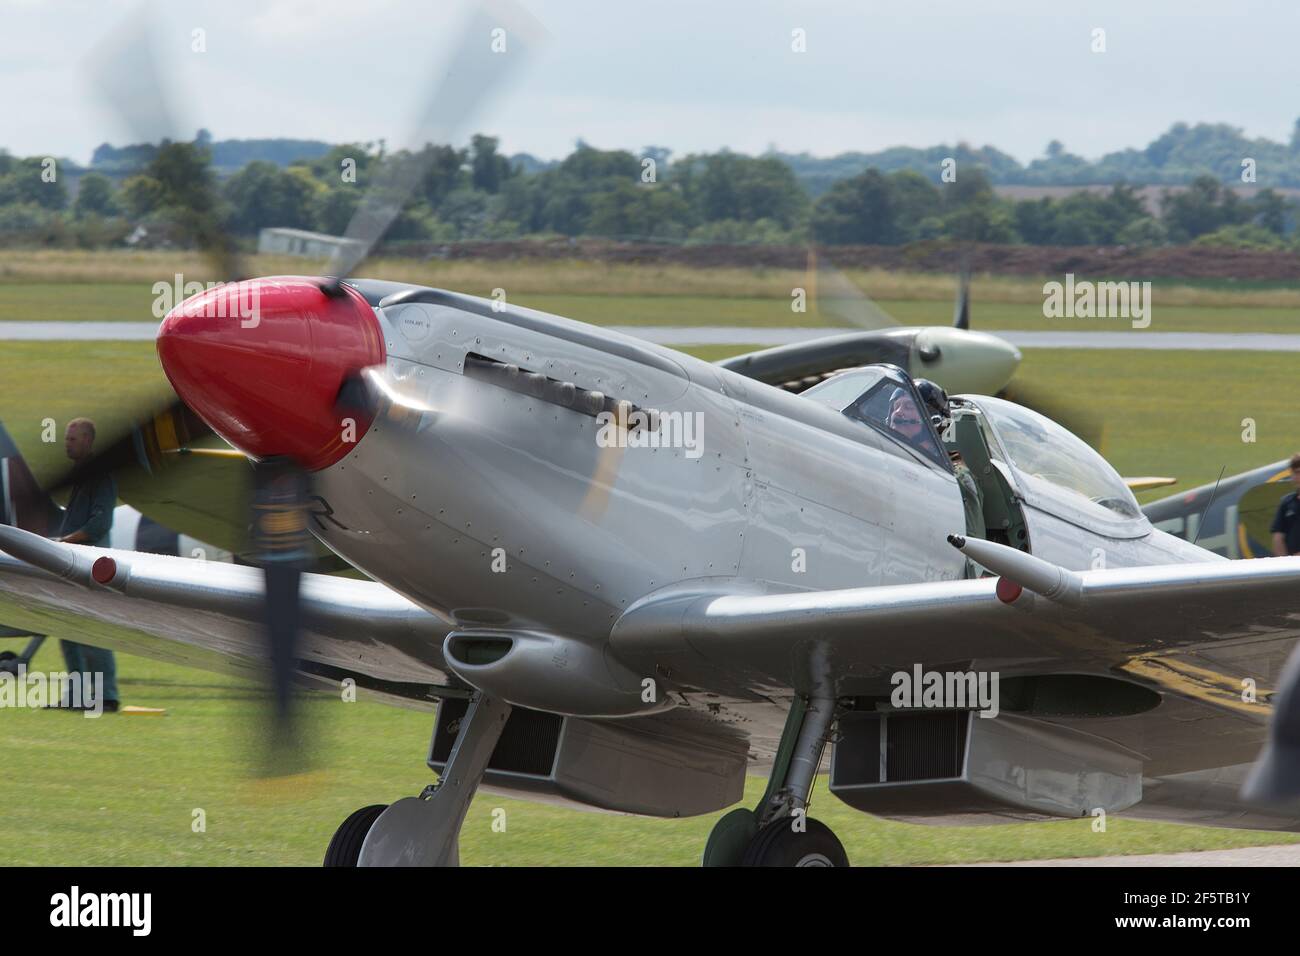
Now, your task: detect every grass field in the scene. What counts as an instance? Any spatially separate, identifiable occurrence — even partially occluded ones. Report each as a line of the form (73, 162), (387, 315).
(4, 643), (1297, 867)
(1, 339), (1294, 503)
(3, 248), (1300, 334)
(6, 247), (1300, 304)
(6, 281), (1300, 335)
(2, 255), (1300, 865)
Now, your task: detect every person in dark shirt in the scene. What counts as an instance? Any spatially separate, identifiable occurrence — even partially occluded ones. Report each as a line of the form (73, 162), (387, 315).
(1270, 453), (1300, 557)
(54, 418), (120, 712)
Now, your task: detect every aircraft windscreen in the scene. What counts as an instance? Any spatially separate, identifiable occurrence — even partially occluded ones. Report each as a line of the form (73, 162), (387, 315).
(976, 396), (1141, 520)
(802, 368), (887, 410)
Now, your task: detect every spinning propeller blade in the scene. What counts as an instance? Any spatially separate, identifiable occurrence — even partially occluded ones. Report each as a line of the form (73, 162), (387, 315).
(78, 0), (547, 767)
(323, 0), (549, 287)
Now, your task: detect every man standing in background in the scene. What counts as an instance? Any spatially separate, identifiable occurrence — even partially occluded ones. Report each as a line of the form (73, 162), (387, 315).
(1271, 453), (1300, 558)
(53, 417), (120, 712)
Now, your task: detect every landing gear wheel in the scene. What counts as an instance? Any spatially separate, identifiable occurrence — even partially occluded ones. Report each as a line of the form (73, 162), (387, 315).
(702, 808), (759, 867)
(741, 817), (849, 867)
(323, 804), (388, 867)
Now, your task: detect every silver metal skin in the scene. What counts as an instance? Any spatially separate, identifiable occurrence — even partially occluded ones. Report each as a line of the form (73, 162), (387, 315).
(7, 282), (1300, 865)
(951, 535), (1083, 605)
(0, 525), (451, 694)
(314, 290), (968, 641)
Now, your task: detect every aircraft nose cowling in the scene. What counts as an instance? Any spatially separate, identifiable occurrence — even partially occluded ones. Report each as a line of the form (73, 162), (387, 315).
(156, 276), (386, 471)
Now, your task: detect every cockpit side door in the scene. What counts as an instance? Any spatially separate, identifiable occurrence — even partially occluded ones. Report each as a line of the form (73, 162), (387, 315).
(944, 404), (1031, 552)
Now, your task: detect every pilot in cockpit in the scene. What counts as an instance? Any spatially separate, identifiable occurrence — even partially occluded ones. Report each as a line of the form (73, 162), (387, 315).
(914, 377), (986, 544)
(885, 389), (940, 459)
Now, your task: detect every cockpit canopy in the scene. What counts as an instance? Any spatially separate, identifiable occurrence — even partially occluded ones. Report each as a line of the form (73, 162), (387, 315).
(803, 364), (949, 468)
(961, 395), (1142, 523)
(804, 363), (1143, 533)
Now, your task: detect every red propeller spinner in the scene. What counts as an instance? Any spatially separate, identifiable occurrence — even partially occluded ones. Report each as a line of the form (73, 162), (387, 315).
(156, 276), (386, 472)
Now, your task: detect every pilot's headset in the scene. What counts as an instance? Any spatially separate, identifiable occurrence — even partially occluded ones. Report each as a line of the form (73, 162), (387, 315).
(914, 378), (950, 430)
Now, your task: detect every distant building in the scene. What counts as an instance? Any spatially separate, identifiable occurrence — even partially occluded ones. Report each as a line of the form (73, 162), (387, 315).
(257, 227), (365, 259)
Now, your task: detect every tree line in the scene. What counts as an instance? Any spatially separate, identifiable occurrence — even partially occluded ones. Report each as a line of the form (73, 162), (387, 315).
(1, 132), (1297, 252)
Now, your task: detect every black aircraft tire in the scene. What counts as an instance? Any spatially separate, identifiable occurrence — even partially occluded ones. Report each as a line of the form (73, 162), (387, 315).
(741, 817), (849, 867)
(323, 804), (388, 867)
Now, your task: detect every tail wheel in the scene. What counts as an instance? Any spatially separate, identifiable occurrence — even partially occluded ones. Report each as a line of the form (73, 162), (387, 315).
(741, 817), (849, 867)
(323, 804), (388, 867)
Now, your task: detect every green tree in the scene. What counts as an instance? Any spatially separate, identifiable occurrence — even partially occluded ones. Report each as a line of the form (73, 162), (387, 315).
(587, 180), (690, 239)
(941, 166), (996, 211)
(939, 199), (1019, 243)
(1249, 188), (1290, 235)
(0, 156), (68, 210)
(302, 143), (379, 187)
(886, 170), (941, 242)
(118, 174), (166, 218)
(811, 168), (898, 244)
(1193, 223), (1286, 249)
(674, 152), (808, 228)
(521, 145), (643, 235)
(417, 144), (467, 206)
(470, 135), (512, 194)
(73, 172), (118, 218)
(314, 187), (360, 235)
(223, 161), (321, 234)
(140, 140), (236, 263)
(1115, 216), (1167, 247)
(1161, 175), (1248, 241)
(1013, 197), (1057, 244)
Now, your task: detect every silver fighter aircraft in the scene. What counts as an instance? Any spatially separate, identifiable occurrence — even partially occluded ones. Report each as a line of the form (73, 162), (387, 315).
(4, 275), (1300, 866)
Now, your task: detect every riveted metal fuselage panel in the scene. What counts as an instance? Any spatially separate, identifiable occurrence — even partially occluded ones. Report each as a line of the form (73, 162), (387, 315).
(313, 287), (965, 646)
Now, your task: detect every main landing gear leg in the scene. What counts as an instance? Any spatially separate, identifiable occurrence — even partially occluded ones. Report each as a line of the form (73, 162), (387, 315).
(324, 691), (511, 867)
(702, 693), (849, 867)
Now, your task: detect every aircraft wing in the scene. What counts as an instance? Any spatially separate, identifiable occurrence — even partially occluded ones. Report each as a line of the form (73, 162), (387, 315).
(716, 330), (915, 392)
(0, 525), (452, 701)
(612, 537), (1300, 713)
(112, 443), (253, 556)
(111, 446), (346, 569)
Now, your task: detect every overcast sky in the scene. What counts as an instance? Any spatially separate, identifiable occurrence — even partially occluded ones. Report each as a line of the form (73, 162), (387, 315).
(3, 0), (1297, 165)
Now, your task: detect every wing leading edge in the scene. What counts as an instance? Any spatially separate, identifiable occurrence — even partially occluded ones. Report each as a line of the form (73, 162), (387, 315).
(611, 537), (1300, 706)
(0, 524), (453, 697)
(611, 537), (1300, 808)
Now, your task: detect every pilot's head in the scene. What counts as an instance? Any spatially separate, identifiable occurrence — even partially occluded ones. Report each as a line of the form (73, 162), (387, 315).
(64, 418), (95, 462)
(1290, 452), (1300, 488)
(888, 391), (923, 440)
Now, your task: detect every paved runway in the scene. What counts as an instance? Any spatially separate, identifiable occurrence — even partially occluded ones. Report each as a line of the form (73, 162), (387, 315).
(961, 842), (1300, 867)
(0, 321), (160, 340)
(605, 327), (1300, 351)
(4, 321), (1300, 352)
